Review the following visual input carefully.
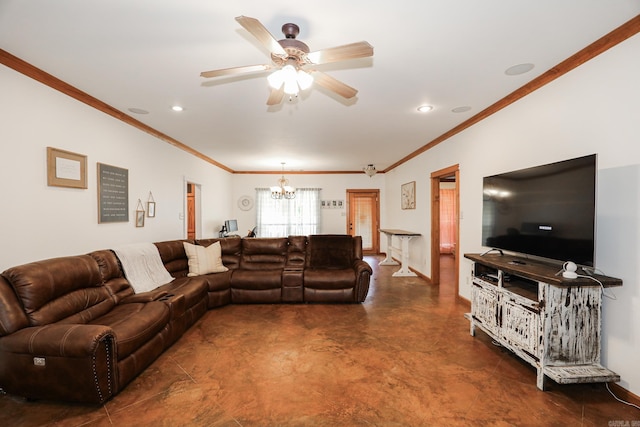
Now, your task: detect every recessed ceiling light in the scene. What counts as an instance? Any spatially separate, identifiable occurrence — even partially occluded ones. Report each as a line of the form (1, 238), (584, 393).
(451, 106), (472, 113)
(171, 105), (184, 112)
(128, 107), (149, 114)
(505, 63), (535, 76)
(417, 105), (433, 113)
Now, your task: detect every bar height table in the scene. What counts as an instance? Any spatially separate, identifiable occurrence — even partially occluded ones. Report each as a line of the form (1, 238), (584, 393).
(379, 229), (421, 277)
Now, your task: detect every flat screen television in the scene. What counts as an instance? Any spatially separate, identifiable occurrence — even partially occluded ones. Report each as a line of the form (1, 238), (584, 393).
(482, 154), (597, 266)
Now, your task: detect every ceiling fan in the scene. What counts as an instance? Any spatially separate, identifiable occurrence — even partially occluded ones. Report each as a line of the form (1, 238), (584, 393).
(200, 16), (373, 105)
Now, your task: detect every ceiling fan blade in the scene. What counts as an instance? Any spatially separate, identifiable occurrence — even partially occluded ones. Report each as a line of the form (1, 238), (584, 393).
(306, 41), (373, 65)
(266, 86), (285, 105)
(200, 64), (270, 78)
(311, 71), (358, 99)
(235, 16), (287, 56)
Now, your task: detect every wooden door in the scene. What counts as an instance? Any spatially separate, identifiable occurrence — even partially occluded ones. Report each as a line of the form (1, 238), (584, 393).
(347, 189), (380, 255)
(187, 183), (196, 240)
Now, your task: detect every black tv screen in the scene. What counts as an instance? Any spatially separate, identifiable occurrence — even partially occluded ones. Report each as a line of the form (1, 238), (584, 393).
(482, 154), (596, 266)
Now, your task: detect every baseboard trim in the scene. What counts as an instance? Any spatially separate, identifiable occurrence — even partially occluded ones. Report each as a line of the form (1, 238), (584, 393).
(387, 256), (432, 284)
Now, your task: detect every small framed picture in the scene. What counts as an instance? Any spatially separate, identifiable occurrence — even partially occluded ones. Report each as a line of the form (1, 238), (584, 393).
(401, 181), (416, 210)
(147, 201), (156, 217)
(135, 210), (145, 227)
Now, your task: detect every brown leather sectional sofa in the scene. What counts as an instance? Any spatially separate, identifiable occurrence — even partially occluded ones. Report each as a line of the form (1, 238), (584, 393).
(0, 235), (371, 403)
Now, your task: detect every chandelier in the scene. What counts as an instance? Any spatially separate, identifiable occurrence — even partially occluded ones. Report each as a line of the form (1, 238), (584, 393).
(363, 164), (377, 177)
(271, 163), (296, 199)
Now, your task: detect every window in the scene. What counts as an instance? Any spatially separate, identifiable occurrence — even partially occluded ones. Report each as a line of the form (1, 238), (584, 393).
(255, 188), (321, 237)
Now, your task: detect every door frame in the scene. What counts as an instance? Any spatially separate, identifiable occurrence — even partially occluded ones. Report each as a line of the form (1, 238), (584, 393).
(346, 189), (380, 255)
(430, 165), (460, 294)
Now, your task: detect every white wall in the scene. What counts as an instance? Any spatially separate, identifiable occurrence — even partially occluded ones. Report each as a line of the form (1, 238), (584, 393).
(0, 65), (232, 270)
(386, 33), (640, 395)
(231, 173), (386, 236)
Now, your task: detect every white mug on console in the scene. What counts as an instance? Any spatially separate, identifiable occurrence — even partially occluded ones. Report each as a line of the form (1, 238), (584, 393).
(562, 261), (578, 279)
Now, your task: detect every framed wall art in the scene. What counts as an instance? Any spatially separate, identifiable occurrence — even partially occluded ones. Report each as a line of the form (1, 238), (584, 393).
(47, 147), (87, 189)
(135, 199), (145, 227)
(147, 192), (156, 217)
(401, 181), (416, 210)
(97, 162), (129, 223)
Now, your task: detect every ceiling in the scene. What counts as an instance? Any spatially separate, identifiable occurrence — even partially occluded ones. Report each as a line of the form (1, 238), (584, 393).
(1, 1), (638, 173)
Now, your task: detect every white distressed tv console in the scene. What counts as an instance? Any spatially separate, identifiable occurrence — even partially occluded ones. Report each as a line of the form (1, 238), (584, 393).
(464, 253), (622, 390)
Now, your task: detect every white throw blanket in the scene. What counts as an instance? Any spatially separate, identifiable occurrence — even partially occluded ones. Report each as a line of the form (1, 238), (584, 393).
(113, 243), (174, 293)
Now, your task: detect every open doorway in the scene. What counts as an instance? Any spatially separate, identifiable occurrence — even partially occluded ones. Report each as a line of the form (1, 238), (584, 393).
(185, 181), (201, 240)
(347, 189), (380, 255)
(430, 165), (460, 295)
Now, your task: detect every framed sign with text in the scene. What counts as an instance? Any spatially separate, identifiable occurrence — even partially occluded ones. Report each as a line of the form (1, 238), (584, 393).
(97, 163), (129, 223)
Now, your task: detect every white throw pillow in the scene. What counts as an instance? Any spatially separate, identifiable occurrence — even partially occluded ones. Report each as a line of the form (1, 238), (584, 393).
(183, 241), (229, 276)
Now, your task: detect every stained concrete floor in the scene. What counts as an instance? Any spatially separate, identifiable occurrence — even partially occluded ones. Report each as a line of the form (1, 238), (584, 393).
(1, 255), (637, 426)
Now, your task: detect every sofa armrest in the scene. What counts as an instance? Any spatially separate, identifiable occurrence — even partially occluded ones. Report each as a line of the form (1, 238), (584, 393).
(120, 289), (169, 303)
(0, 324), (114, 356)
(0, 324), (117, 403)
(352, 260), (373, 302)
(353, 259), (372, 275)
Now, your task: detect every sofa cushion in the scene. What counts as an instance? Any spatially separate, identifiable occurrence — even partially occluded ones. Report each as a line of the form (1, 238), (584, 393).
(204, 270), (233, 292)
(307, 235), (354, 269)
(2, 255), (113, 326)
(91, 301), (170, 360)
(183, 242), (228, 276)
(89, 250), (134, 303)
(155, 240), (193, 278)
(155, 276), (208, 309)
(231, 269), (282, 290)
(240, 238), (288, 270)
(0, 276), (29, 336)
(287, 235), (308, 269)
(304, 268), (356, 289)
(196, 238), (242, 270)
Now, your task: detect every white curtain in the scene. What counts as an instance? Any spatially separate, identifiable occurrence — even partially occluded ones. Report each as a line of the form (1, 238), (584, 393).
(440, 188), (457, 254)
(255, 188), (321, 237)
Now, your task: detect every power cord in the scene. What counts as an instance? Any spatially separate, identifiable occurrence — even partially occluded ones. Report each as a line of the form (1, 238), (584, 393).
(557, 264), (617, 300)
(575, 274), (617, 300)
(606, 383), (640, 410)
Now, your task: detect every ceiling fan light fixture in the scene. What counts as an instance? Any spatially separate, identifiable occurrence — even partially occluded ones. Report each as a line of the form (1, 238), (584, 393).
(283, 78), (299, 96)
(297, 70), (314, 90)
(267, 70), (284, 90)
